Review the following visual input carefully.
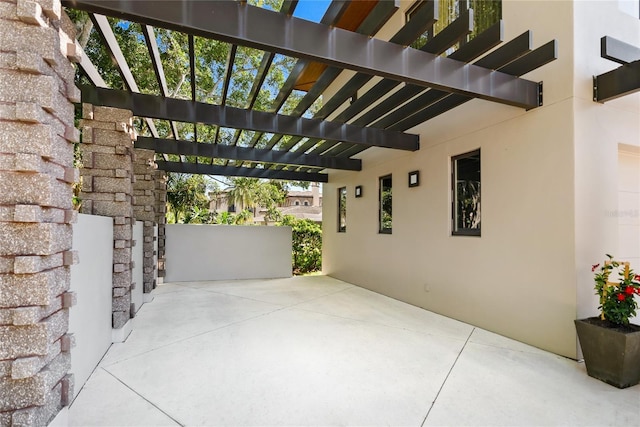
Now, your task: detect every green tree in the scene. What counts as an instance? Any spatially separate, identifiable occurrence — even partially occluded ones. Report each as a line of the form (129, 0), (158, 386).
(226, 177), (262, 212)
(278, 215), (322, 275)
(166, 174), (211, 224)
(225, 177), (288, 217)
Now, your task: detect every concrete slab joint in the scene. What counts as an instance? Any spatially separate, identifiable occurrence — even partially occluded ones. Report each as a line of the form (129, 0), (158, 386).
(0, 1), (79, 424)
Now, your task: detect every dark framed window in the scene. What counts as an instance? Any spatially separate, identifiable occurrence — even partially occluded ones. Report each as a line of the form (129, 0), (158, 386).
(379, 175), (392, 234)
(338, 187), (347, 232)
(452, 149), (481, 236)
(406, 0), (502, 52)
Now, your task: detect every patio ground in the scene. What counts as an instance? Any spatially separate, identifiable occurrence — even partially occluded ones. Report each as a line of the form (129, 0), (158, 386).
(68, 276), (639, 426)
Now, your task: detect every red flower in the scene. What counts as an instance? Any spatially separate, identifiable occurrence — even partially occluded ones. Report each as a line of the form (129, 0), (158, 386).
(635, 274), (640, 281)
(591, 264), (600, 272)
(625, 286), (635, 295)
(617, 293), (626, 301)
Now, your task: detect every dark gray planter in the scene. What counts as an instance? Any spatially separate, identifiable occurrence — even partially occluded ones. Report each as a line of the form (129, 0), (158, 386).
(575, 318), (640, 388)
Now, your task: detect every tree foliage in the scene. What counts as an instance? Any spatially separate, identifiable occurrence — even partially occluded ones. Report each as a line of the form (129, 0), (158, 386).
(166, 174), (212, 224)
(225, 177), (288, 214)
(278, 215), (322, 275)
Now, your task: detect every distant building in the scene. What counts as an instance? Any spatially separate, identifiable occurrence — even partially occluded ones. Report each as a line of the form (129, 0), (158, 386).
(209, 183), (322, 223)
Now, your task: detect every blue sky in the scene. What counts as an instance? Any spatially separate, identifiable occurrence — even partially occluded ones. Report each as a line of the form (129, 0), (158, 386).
(293, 0), (332, 22)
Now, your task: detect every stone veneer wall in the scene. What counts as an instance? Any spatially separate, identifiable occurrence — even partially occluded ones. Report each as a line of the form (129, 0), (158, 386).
(0, 0), (80, 424)
(132, 148), (156, 293)
(78, 105), (135, 329)
(155, 170), (167, 282)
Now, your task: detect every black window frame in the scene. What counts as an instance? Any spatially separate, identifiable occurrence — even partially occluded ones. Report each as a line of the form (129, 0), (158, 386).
(338, 186), (347, 233)
(451, 149), (481, 237)
(379, 175), (392, 234)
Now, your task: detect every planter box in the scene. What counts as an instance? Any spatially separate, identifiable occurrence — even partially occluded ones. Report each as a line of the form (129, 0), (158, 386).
(575, 318), (640, 388)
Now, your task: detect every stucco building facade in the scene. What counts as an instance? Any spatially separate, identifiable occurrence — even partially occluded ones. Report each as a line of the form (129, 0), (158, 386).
(323, 0), (640, 359)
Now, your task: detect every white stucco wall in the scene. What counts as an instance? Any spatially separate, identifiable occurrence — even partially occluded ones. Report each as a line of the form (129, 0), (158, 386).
(131, 221), (144, 313)
(69, 214), (113, 399)
(323, 0), (640, 358)
(572, 0), (640, 326)
(618, 147), (640, 325)
(165, 224), (292, 282)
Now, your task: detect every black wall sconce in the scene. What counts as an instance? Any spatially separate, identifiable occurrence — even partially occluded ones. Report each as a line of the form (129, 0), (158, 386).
(408, 171), (420, 187)
(355, 185), (363, 198)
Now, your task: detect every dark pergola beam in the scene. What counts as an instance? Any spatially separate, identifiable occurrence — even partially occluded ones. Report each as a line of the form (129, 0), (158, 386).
(348, 21), (507, 132)
(374, 33), (543, 132)
(135, 136), (361, 171)
(310, 1), (440, 123)
(300, 9), (475, 156)
(332, 32), (550, 159)
(594, 60), (640, 103)
(81, 85), (419, 151)
(156, 161), (328, 182)
(601, 36), (640, 65)
(65, 0), (542, 109)
(143, 25), (179, 140)
(247, 53), (275, 110)
(266, 1), (440, 154)
(387, 40), (558, 132)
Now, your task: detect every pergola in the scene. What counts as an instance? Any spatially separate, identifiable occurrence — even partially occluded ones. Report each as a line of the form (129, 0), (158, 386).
(64, 0), (558, 183)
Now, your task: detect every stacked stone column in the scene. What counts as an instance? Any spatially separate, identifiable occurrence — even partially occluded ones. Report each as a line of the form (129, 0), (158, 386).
(78, 105), (135, 329)
(132, 148), (156, 293)
(0, 0), (80, 424)
(155, 170), (167, 283)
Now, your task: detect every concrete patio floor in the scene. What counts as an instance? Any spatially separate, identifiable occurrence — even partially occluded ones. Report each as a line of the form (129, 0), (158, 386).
(68, 275), (639, 426)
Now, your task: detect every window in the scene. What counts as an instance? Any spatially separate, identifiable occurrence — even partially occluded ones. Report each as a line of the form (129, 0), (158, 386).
(452, 149), (481, 236)
(294, 200), (300, 206)
(406, 0), (502, 52)
(304, 201), (309, 206)
(379, 175), (392, 234)
(338, 187), (347, 232)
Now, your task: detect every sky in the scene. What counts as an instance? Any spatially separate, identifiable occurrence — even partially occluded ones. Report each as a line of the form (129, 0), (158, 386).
(292, 0), (332, 23)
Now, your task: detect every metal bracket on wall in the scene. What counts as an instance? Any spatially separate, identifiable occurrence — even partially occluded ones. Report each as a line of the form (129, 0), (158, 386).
(538, 81), (543, 107)
(593, 36), (640, 103)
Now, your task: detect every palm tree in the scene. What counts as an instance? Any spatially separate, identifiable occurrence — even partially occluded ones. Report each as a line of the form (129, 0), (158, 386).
(226, 177), (260, 212)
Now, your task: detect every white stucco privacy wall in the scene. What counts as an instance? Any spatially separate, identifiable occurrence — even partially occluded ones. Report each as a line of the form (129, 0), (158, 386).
(165, 224), (292, 282)
(69, 214), (113, 399)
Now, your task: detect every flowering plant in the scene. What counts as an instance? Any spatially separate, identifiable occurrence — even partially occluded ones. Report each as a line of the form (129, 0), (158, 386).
(592, 255), (640, 325)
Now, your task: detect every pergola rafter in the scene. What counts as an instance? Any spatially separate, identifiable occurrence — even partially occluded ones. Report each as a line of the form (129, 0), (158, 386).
(66, 0), (559, 182)
(135, 137), (361, 171)
(156, 160), (329, 182)
(81, 86), (419, 151)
